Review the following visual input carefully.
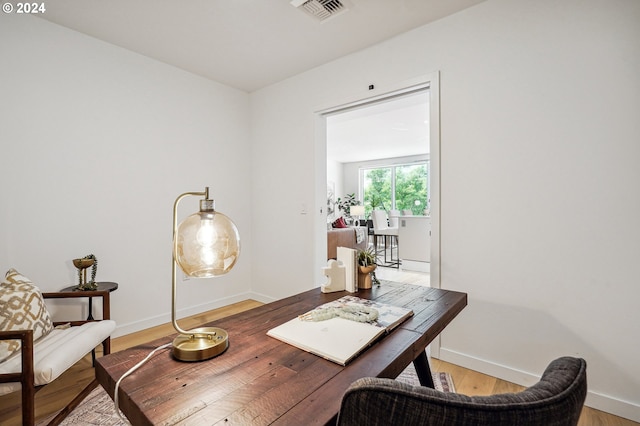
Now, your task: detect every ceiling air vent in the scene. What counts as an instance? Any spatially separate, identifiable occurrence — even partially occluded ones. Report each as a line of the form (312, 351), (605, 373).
(291, 0), (348, 22)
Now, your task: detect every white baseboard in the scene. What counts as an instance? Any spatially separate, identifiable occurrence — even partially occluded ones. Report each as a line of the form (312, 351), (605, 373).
(439, 348), (640, 423)
(584, 390), (640, 424)
(248, 291), (277, 304)
(111, 291), (271, 338)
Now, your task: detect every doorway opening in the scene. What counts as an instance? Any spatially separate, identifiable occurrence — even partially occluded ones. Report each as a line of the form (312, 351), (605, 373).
(317, 75), (440, 290)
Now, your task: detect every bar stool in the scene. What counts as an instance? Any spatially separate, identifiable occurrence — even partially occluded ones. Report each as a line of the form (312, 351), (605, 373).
(371, 209), (400, 268)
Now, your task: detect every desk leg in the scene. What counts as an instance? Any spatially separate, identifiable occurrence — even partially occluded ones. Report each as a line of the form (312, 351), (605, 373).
(413, 350), (435, 388)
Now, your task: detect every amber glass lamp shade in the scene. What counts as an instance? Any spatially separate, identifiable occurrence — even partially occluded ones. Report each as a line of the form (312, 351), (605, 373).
(174, 199), (240, 278)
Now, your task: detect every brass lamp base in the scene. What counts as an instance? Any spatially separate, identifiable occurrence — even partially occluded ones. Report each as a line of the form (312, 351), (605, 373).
(172, 327), (229, 362)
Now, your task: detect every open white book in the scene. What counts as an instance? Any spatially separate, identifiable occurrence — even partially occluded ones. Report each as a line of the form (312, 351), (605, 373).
(267, 296), (413, 366)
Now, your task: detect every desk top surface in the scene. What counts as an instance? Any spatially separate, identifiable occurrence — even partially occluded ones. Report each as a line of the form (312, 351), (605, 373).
(96, 282), (466, 426)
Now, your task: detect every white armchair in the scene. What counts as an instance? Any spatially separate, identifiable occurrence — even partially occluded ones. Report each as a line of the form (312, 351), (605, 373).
(0, 269), (116, 425)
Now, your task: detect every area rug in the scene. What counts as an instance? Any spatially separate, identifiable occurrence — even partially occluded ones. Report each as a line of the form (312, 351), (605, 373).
(396, 363), (456, 393)
(41, 365), (454, 425)
(37, 386), (126, 426)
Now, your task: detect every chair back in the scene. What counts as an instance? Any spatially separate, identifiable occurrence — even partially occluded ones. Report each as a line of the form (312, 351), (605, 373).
(338, 356), (587, 426)
(388, 210), (400, 228)
(371, 210), (387, 232)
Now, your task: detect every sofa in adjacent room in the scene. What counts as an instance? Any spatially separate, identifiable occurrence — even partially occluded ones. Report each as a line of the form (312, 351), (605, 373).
(327, 227), (368, 260)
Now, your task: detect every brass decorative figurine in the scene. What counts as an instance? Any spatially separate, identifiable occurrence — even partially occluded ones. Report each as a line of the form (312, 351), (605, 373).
(73, 254), (98, 290)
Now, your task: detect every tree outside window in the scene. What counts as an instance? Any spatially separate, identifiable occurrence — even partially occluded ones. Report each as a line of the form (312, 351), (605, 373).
(395, 164), (428, 215)
(361, 162), (429, 218)
(362, 167), (391, 218)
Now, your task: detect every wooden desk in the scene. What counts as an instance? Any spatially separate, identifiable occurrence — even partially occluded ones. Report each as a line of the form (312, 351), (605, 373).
(96, 282), (467, 425)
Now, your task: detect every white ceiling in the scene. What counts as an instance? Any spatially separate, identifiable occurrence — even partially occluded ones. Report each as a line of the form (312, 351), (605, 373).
(36, 0), (484, 163)
(326, 90), (430, 163)
(37, 0), (485, 93)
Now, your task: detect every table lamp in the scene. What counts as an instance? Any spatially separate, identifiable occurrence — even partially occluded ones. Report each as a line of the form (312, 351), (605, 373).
(350, 205), (365, 224)
(171, 187), (240, 361)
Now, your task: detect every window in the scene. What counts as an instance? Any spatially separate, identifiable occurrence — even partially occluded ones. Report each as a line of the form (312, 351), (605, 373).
(362, 167), (392, 215)
(361, 161), (429, 218)
(395, 163), (429, 215)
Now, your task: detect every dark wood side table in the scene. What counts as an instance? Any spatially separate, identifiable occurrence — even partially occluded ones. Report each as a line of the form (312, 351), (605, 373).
(59, 281), (118, 364)
(60, 281), (118, 321)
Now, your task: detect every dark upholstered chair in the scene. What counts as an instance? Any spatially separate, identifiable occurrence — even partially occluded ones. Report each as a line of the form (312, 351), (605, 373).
(337, 357), (587, 426)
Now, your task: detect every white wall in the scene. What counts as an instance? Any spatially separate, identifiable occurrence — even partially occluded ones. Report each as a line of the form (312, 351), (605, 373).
(0, 14), (253, 337)
(250, 0), (640, 420)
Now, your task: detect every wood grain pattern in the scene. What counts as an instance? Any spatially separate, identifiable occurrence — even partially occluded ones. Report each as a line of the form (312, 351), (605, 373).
(96, 282), (467, 425)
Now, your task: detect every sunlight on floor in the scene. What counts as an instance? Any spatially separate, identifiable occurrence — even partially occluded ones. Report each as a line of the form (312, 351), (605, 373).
(375, 266), (430, 287)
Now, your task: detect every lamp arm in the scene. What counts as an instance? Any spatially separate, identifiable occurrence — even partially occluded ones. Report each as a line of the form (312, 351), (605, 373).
(171, 188), (217, 338)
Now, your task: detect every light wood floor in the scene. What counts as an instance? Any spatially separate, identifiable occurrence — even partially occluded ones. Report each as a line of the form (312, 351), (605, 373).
(0, 274), (636, 425)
